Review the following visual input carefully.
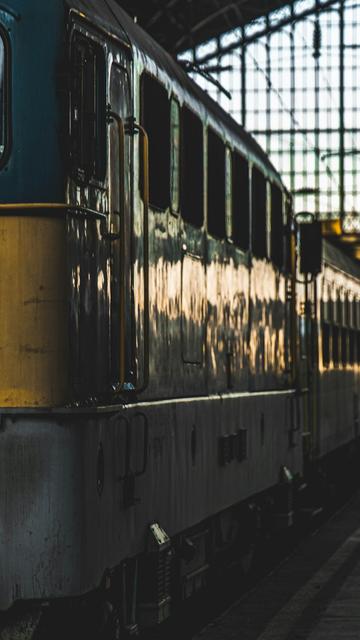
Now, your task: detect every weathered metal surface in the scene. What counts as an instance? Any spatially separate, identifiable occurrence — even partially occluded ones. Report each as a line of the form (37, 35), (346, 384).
(0, 216), (68, 406)
(0, 389), (302, 608)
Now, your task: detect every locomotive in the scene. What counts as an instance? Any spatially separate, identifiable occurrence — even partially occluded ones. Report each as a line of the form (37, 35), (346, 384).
(0, 0), (359, 637)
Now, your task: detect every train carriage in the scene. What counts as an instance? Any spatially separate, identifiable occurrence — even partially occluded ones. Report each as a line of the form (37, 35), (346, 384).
(0, 1), (359, 638)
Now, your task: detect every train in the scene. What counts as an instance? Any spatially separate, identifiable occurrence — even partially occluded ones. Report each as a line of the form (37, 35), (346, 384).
(0, 1), (359, 638)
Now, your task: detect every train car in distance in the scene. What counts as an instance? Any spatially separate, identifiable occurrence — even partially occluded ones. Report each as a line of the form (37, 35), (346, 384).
(0, 1), (359, 638)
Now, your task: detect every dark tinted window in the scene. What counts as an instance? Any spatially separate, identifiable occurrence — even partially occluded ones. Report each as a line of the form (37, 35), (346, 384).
(271, 183), (284, 269)
(141, 74), (170, 209)
(71, 35), (106, 182)
(322, 322), (330, 368)
(341, 328), (348, 367)
(336, 295), (342, 325)
(333, 325), (339, 366)
(208, 128), (226, 238)
(232, 151), (249, 251)
(349, 329), (355, 365)
(252, 166), (267, 258)
(0, 31), (8, 162)
(344, 294), (350, 326)
(351, 299), (357, 328)
(181, 107), (203, 227)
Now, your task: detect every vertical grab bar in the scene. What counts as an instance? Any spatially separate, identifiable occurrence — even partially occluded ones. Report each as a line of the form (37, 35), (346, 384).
(108, 111), (126, 385)
(133, 122), (150, 393)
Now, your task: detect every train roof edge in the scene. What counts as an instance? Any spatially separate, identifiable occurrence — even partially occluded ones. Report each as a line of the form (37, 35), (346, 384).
(66, 0), (286, 190)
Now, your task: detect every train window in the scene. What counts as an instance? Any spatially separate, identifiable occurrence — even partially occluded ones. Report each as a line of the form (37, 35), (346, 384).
(333, 325), (339, 367)
(341, 328), (347, 367)
(181, 107), (203, 227)
(349, 329), (355, 365)
(344, 294), (350, 326)
(350, 298), (356, 328)
(232, 151), (249, 251)
(283, 199), (293, 273)
(252, 166), (267, 259)
(225, 147), (232, 239)
(336, 294), (342, 325)
(170, 98), (180, 213)
(70, 34), (106, 182)
(324, 286), (332, 322)
(271, 183), (284, 269)
(141, 74), (170, 210)
(207, 128), (226, 239)
(322, 322), (330, 368)
(0, 32), (8, 163)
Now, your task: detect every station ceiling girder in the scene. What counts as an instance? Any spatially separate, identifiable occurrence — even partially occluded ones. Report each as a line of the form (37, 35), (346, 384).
(118, 0), (292, 54)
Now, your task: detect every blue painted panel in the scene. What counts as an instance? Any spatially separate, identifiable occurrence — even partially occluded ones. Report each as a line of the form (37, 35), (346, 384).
(0, 0), (66, 202)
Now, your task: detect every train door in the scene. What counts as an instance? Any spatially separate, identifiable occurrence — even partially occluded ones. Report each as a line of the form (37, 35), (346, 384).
(108, 56), (134, 389)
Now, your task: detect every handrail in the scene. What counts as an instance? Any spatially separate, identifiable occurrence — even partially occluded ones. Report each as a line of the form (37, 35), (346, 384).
(108, 112), (127, 385)
(133, 122), (150, 394)
(0, 203), (106, 219)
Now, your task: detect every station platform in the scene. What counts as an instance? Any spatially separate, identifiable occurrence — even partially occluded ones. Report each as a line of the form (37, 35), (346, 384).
(196, 491), (360, 640)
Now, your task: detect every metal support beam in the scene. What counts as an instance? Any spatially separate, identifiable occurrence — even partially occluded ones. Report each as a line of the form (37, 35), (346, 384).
(339, 0), (345, 219)
(195, 0), (341, 64)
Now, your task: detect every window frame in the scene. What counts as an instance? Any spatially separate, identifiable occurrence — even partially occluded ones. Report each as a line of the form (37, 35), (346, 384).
(181, 105), (204, 229)
(170, 96), (181, 215)
(322, 321), (330, 368)
(0, 25), (11, 169)
(69, 30), (107, 185)
(341, 327), (348, 367)
(251, 164), (267, 260)
(332, 324), (340, 367)
(231, 149), (250, 252)
(225, 146), (233, 241)
(140, 72), (171, 211)
(207, 126), (226, 240)
(270, 181), (285, 270)
(349, 328), (355, 366)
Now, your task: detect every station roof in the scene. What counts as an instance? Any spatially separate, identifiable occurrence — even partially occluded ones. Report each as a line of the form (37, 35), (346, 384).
(117, 0), (291, 55)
